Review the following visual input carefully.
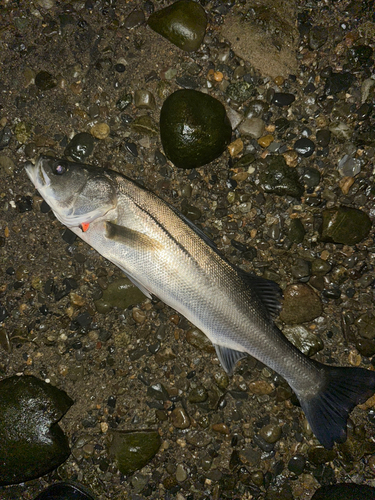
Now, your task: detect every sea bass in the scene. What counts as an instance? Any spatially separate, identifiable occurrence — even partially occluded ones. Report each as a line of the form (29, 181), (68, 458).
(25, 155), (375, 449)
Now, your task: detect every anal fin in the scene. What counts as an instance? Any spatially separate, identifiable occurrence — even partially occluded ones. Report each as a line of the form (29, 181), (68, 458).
(214, 344), (248, 375)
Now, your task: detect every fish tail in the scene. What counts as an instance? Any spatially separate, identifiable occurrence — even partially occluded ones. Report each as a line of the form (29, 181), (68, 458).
(298, 364), (375, 449)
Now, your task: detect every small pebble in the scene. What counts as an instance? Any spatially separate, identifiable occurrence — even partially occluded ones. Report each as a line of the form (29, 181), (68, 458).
(227, 138), (243, 157)
(294, 138), (315, 157)
(90, 123), (110, 140)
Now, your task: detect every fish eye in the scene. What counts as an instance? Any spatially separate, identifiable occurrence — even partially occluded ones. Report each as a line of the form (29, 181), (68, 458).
(54, 163), (66, 175)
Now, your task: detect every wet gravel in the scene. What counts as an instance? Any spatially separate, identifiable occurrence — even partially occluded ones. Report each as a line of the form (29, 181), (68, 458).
(0, 0), (375, 499)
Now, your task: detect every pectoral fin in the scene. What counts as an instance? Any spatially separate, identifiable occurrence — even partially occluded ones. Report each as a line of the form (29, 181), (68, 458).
(214, 344), (248, 375)
(106, 221), (162, 251)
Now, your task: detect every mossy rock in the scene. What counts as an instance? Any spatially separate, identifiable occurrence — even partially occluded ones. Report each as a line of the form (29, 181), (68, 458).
(160, 89), (232, 169)
(148, 0), (207, 52)
(0, 376), (73, 485)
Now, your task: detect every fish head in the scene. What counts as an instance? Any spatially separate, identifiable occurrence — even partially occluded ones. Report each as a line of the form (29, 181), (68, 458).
(25, 155), (117, 228)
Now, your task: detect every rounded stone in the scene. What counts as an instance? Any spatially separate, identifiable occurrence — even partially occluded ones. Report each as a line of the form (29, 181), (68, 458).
(294, 137), (315, 157)
(35, 70), (57, 90)
(34, 483), (96, 500)
(134, 90), (156, 110)
(280, 284), (323, 324)
(259, 424), (282, 443)
(0, 376), (73, 486)
(108, 430), (161, 475)
(90, 123), (110, 140)
(288, 454), (306, 475)
(272, 92), (296, 107)
(259, 155), (303, 198)
(320, 207), (372, 245)
(148, 0), (207, 52)
(160, 89), (232, 169)
(171, 407), (191, 429)
(64, 132), (95, 162)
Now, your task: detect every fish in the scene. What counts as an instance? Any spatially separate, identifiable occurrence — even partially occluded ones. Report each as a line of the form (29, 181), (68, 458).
(25, 155), (375, 449)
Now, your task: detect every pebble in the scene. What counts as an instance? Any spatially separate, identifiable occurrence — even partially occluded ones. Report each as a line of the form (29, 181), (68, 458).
(272, 92), (296, 107)
(258, 134), (274, 148)
(294, 137), (315, 157)
(287, 218), (305, 244)
(280, 284), (323, 324)
(259, 155), (303, 198)
(320, 207), (372, 245)
(226, 81), (253, 103)
(108, 429), (161, 475)
(132, 307), (146, 324)
(148, 0), (207, 52)
(124, 9), (145, 29)
(308, 445), (337, 465)
(308, 25), (328, 50)
(65, 132), (94, 162)
(316, 129), (331, 147)
(212, 423), (230, 435)
(238, 117), (265, 139)
(283, 325), (324, 356)
(0, 376), (73, 486)
(171, 407), (191, 429)
(160, 89), (232, 169)
(188, 385), (208, 403)
(227, 138), (243, 157)
(0, 126), (12, 150)
(0, 155), (15, 175)
(35, 70), (57, 90)
(356, 314), (375, 340)
(90, 122), (110, 140)
(259, 423), (282, 443)
(324, 71), (355, 95)
(176, 463), (188, 482)
(301, 166), (320, 189)
(338, 154), (362, 177)
(245, 99), (269, 118)
(131, 116), (158, 136)
(34, 483), (97, 500)
(288, 454), (306, 475)
(248, 380), (273, 395)
(134, 90), (156, 109)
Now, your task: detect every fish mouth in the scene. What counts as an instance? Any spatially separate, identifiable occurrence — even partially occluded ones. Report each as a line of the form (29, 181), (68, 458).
(25, 159), (51, 190)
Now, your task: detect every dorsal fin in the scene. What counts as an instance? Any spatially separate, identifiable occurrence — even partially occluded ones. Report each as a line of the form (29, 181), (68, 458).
(237, 270), (283, 319)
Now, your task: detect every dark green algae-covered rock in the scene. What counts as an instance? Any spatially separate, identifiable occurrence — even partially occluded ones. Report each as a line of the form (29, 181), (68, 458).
(148, 0), (207, 52)
(320, 206), (372, 245)
(108, 429), (161, 475)
(160, 89), (232, 169)
(0, 375), (73, 486)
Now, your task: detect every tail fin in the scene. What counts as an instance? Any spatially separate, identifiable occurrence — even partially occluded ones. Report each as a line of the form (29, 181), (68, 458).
(298, 364), (375, 449)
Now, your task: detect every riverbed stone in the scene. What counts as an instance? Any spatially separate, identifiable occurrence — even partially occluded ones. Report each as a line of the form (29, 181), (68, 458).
(320, 207), (372, 245)
(280, 284), (323, 324)
(108, 430), (161, 475)
(160, 89), (232, 169)
(0, 376), (73, 485)
(148, 0), (207, 52)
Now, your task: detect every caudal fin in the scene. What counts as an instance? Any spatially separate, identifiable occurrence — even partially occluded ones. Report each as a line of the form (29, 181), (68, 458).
(298, 364), (375, 449)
